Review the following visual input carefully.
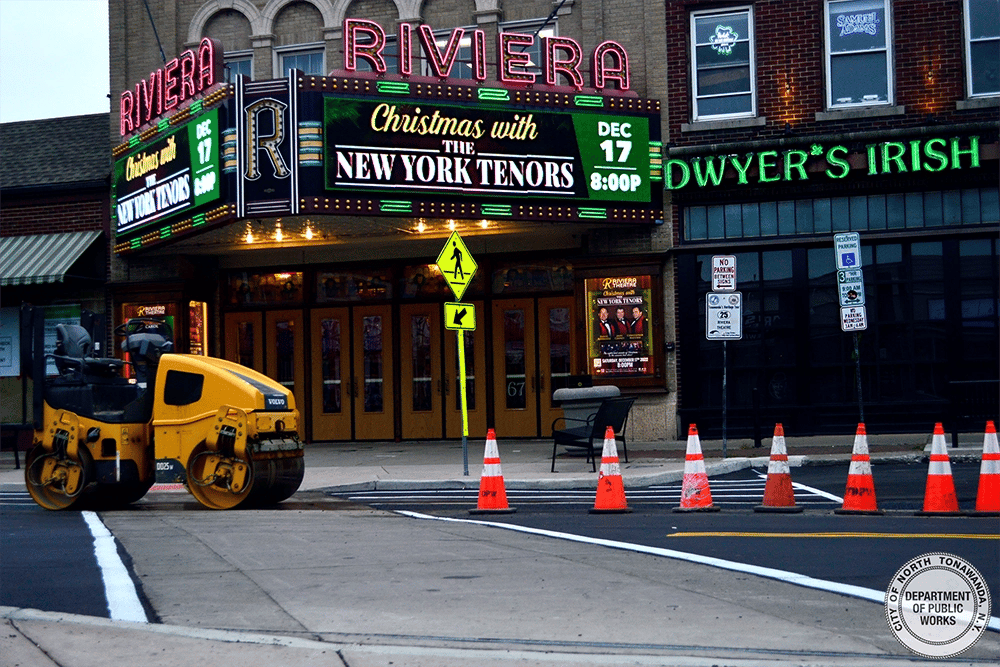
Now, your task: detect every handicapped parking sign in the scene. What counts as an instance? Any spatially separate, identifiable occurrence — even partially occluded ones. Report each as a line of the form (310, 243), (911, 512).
(834, 232), (862, 270)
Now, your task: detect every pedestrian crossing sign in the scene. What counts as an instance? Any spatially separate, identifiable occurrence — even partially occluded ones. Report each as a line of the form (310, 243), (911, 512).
(436, 231), (477, 301)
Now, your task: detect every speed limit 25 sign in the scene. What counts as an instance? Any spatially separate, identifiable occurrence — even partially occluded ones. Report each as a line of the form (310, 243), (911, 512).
(706, 292), (742, 340)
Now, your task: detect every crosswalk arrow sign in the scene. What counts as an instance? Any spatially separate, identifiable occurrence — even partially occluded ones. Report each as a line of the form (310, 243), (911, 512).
(436, 231), (477, 301)
(444, 302), (476, 331)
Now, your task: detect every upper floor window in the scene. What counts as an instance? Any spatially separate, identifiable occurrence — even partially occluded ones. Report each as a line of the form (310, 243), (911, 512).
(353, 36), (398, 74)
(500, 19), (557, 79)
(826, 0), (892, 108)
(426, 27), (476, 80)
(280, 46), (324, 76)
(691, 7), (755, 120)
(965, 0), (1000, 96)
(224, 52), (252, 82)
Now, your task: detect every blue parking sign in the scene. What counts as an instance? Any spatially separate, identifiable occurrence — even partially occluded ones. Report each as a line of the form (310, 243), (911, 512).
(834, 233), (862, 270)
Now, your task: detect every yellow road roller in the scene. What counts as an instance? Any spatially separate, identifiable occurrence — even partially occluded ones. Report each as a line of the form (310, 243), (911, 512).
(21, 309), (304, 510)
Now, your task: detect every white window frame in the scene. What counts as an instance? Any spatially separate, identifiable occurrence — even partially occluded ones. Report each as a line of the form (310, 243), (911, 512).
(499, 18), (557, 78)
(275, 43), (324, 77)
(224, 50), (253, 83)
(824, 0), (893, 109)
(964, 0), (1000, 97)
(690, 6), (756, 121)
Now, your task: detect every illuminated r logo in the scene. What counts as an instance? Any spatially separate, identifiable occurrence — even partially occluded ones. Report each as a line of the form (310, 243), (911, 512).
(244, 98), (290, 180)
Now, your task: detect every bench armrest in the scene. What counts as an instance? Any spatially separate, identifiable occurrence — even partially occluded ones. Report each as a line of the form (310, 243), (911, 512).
(551, 414), (596, 431)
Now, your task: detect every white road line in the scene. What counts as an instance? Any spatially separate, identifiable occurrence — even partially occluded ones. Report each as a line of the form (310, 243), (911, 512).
(752, 469), (844, 503)
(81, 512), (147, 623)
(397, 510), (1000, 632)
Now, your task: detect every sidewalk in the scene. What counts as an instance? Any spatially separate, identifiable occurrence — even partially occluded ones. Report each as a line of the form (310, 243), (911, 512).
(0, 428), (958, 493)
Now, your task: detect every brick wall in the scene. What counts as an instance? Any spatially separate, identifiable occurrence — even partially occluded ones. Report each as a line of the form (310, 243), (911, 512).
(0, 199), (105, 237)
(666, 0), (995, 145)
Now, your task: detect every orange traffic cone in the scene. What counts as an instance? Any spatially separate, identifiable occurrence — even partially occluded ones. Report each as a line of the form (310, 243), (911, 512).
(590, 426), (631, 514)
(754, 423), (803, 513)
(835, 423), (883, 515)
(673, 424), (720, 512)
(970, 421), (1000, 516)
(916, 423), (962, 516)
(470, 429), (516, 514)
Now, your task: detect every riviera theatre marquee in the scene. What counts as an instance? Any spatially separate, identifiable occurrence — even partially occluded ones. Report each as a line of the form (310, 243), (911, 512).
(112, 20), (663, 255)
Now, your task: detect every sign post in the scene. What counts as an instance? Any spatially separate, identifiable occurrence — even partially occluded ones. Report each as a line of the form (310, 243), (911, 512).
(834, 234), (866, 423)
(707, 256), (741, 458)
(436, 232), (478, 475)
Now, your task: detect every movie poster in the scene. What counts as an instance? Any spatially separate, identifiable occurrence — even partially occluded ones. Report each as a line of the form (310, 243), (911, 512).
(586, 276), (653, 377)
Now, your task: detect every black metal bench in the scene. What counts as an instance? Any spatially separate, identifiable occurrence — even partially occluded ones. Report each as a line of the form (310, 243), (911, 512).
(551, 396), (635, 472)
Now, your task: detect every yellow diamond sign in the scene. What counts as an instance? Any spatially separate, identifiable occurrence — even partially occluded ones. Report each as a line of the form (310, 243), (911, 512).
(436, 231), (477, 301)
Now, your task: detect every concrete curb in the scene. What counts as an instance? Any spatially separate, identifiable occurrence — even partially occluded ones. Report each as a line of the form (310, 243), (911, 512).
(315, 451), (937, 494)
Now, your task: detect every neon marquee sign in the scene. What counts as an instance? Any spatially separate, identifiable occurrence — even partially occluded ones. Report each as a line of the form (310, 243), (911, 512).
(119, 37), (224, 137)
(342, 19), (630, 91)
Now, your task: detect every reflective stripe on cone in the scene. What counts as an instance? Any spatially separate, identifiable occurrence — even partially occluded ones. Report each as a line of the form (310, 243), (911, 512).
(916, 422), (961, 516)
(673, 424), (720, 513)
(590, 426), (631, 514)
(754, 423), (803, 513)
(835, 423), (883, 515)
(470, 428), (516, 514)
(970, 421), (1000, 516)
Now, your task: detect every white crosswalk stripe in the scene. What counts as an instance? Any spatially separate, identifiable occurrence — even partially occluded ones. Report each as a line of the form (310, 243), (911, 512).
(0, 490), (37, 506)
(337, 477), (840, 508)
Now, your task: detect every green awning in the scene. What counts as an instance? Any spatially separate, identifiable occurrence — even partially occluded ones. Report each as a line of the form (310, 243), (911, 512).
(0, 231), (102, 286)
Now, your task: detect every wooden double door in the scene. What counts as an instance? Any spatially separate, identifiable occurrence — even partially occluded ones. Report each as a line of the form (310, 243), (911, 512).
(491, 297), (576, 439)
(223, 296), (574, 441)
(224, 307), (397, 441)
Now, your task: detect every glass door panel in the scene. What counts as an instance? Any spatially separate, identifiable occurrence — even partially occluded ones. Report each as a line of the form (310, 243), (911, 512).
(400, 304), (443, 439)
(265, 310), (305, 417)
(311, 308), (351, 441)
(492, 299), (537, 437)
(223, 312), (263, 372)
(445, 301), (486, 439)
(539, 296), (576, 435)
(353, 305), (394, 440)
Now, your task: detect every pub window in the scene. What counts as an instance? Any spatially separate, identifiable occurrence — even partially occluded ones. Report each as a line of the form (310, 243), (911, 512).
(683, 188), (996, 241)
(825, 0), (892, 108)
(691, 7), (755, 120)
(279, 46), (324, 76)
(965, 0), (1000, 96)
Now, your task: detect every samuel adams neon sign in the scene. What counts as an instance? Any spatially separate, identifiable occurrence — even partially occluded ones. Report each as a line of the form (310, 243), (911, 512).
(342, 19), (630, 91)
